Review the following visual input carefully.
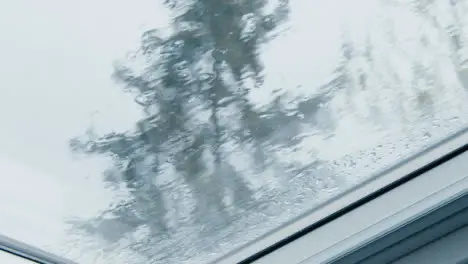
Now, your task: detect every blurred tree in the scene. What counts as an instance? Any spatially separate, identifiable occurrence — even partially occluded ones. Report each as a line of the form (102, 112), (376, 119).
(69, 0), (294, 258)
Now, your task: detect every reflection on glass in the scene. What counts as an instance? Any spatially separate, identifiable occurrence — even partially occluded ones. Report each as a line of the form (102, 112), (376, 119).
(1, 0), (468, 263)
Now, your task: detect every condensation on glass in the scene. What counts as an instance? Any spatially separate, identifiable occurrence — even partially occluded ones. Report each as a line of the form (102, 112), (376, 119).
(1, 0), (468, 263)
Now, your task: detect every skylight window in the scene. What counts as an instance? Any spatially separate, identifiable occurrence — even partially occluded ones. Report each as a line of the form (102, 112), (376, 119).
(1, 0), (468, 263)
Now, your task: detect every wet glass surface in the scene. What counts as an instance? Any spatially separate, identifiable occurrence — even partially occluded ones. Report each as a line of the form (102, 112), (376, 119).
(1, 0), (468, 263)
(0, 251), (32, 264)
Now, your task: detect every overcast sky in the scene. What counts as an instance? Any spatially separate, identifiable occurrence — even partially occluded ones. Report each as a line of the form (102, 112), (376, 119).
(0, 0), (169, 260)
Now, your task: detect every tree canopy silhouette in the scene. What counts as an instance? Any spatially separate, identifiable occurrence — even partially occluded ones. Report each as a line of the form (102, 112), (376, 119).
(68, 0), (313, 257)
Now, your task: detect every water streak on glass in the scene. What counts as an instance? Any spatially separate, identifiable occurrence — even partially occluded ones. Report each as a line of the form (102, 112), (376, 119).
(1, 0), (468, 263)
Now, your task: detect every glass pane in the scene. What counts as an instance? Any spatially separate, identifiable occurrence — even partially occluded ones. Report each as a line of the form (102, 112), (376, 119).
(1, 0), (468, 263)
(0, 251), (32, 264)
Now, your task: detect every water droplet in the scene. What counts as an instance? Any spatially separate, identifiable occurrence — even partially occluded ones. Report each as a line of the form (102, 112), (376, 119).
(262, 15), (276, 31)
(199, 72), (216, 83)
(178, 21), (203, 32)
(160, 87), (177, 101)
(212, 48), (228, 61)
(200, 83), (212, 91)
(173, 60), (193, 84)
(241, 13), (257, 41)
(422, 130), (431, 140)
(134, 90), (156, 106)
(141, 29), (163, 52)
(173, 60), (189, 71)
(174, 39), (184, 47)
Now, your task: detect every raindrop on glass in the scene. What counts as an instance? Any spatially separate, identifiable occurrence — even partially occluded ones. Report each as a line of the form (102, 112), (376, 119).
(134, 90), (156, 106)
(160, 87), (177, 101)
(199, 72), (216, 83)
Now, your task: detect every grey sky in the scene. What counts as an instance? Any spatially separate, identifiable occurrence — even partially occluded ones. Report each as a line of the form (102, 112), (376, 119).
(0, 0), (168, 259)
(0, 0), (169, 173)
